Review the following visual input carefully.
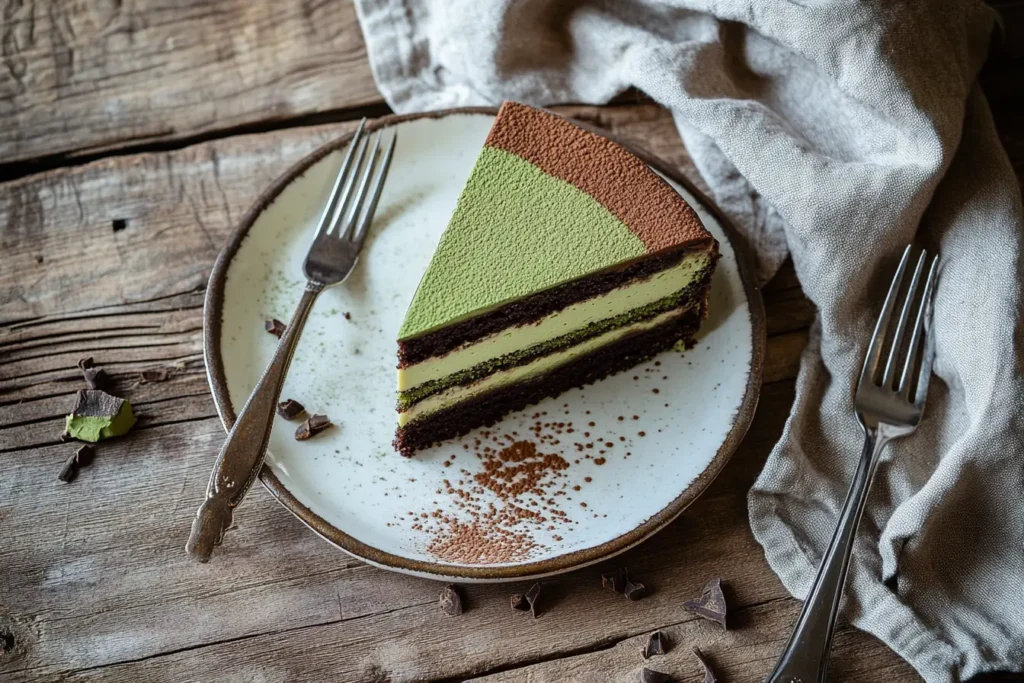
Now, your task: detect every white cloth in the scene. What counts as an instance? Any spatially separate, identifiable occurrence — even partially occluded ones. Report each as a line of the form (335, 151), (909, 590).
(352, 1), (1024, 680)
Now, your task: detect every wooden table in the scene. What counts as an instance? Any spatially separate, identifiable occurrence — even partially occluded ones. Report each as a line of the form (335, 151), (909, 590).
(2, 3), (1020, 682)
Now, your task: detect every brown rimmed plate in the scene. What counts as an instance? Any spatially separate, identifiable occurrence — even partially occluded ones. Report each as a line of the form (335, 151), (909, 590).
(204, 108), (765, 581)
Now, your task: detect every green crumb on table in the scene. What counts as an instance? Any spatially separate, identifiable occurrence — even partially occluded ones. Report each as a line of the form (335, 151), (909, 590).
(64, 389), (137, 443)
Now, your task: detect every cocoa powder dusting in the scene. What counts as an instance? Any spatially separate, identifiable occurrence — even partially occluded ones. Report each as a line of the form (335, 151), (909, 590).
(400, 408), (649, 564)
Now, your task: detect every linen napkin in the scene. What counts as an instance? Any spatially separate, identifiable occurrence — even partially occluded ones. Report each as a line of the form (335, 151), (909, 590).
(352, 1), (1024, 680)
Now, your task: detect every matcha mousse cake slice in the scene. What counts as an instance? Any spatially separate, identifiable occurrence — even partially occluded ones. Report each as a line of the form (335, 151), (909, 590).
(394, 102), (719, 456)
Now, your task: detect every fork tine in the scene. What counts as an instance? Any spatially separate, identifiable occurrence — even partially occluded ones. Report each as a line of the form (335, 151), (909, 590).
(314, 119), (365, 238)
(327, 134), (371, 235)
(339, 132), (383, 241)
(860, 245), (911, 386)
(882, 249), (926, 389)
(351, 130), (397, 246)
(900, 255), (939, 401)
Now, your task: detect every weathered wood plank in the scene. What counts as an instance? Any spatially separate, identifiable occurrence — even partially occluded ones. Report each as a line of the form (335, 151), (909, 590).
(466, 598), (911, 683)
(0, 0), (380, 167)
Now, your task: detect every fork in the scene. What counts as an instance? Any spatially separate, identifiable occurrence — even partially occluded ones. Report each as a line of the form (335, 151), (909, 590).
(186, 120), (397, 562)
(766, 245), (938, 683)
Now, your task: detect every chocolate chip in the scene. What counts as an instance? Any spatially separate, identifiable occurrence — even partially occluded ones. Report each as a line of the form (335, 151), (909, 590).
(265, 319), (286, 338)
(439, 584), (463, 616)
(624, 580), (647, 602)
(510, 594), (529, 612)
(295, 414), (332, 440)
(343, 312), (352, 321)
(602, 567), (629, 593)
(277, 399), (306, 420)
(683, 578), (727, 629)
(75, 445), (95, 467)
(58, 453), (79, 483)
(692, 647), (718, 683)
(643, 631), (666, 659)
(139, 368), (170, 383)
(640, 668), (673, 683)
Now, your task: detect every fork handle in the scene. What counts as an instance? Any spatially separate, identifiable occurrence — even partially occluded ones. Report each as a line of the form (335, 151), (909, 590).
(186, 283), (323, 562)
(765, 427), (889, 683)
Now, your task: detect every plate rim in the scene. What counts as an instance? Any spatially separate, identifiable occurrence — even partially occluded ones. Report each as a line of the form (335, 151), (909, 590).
(203, 106), (766, 580)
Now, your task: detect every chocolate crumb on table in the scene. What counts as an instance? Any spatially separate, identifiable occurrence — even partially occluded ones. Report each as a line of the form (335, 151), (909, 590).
(602, 567), (629, 593)
(640, 668), (673, 683)
(624, 579), (647, 601)
(57, 452), (79, 483)
(438, 584), (464, 616)
(683, 577), (728, 629)
(75, 445), (95, 467)
(523, 582), (543, 618)
(643, 630), (667, 659)
(78, 357), (110, 391)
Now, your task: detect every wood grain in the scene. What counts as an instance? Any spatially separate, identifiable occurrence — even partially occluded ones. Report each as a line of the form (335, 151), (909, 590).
(0, 0), (380, 168)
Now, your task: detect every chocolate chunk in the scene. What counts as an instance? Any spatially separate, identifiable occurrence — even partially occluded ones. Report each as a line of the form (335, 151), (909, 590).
(75, 445), (95, 467)
(692, 648), (717, 683)
(295, 414), (332, 440)
(58, 452), (79, 483)
(510, 594), (529, 612)
(602, 567), (629, 593)
(439, 584), (463, 616)
(78, 358), (110, 391)
(624, 580), (647, 601)
(277, 399), (306, 420)
(265, 319), (287, 338)
(683, 578), (727, 629)
(65, 390), (137, 443)
(640, 668), (673, 683)
(523, 582), (542, 618)
(140, 368), (170, 383)
(643, 631), (666, 659)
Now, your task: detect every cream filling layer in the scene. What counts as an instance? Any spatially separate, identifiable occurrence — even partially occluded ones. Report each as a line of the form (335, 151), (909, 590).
(398, 306), (686, 427)
(398, 252), (710, 392)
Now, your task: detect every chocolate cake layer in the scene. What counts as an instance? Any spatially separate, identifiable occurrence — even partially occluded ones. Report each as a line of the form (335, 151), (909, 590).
(398, 266), (715, 408)
(399, 242), (717, 367)
(394, 304), (706, 457)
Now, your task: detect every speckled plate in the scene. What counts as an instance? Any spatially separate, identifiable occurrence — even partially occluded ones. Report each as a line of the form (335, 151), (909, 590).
(204, 109), (764, 582)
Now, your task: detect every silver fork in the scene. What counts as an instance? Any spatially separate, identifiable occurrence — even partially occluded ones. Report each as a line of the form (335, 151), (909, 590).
(766, 245), (938, 683)
(186, 120), (397, 562)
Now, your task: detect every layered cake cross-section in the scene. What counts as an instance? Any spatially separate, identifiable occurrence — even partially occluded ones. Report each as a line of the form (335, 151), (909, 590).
(394, 102), (719, 456)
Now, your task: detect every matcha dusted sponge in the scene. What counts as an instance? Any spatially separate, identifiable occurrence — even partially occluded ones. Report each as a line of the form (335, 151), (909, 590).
(65, 389), (137, 442)
(394, 102), (718, 456)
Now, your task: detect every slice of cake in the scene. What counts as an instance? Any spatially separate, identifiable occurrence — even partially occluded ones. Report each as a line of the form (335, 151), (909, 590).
(394, 102), (719, 456)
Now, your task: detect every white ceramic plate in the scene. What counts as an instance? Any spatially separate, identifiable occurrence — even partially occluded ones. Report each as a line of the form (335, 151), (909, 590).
(204, 109), (764, 582)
